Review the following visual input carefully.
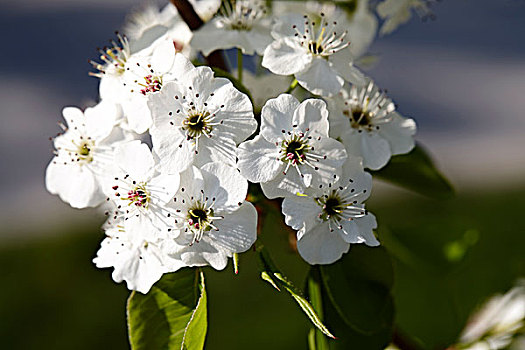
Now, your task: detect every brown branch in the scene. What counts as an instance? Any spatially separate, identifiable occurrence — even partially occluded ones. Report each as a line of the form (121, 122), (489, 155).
(170, 0), (228, 71)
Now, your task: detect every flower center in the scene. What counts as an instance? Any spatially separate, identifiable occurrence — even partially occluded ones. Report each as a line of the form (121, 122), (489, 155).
(186, 200), (222, 245)
(308, 41), (324, 55)
(294, 14), (350, 57)
(75, 139), (95, 164)
(316, 191), (345, 222)
(183, 111), (212, 139)
(123, 184), (150, 208)
(140, 74), (162, 95)
(344, 108), (372, 129)
(89, 32), (130, 78)
(281, 134), (309, 165)
(221, 0), (267, 31)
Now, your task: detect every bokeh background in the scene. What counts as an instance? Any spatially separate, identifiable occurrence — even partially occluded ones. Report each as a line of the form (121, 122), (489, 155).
(1, 0), (524, 349)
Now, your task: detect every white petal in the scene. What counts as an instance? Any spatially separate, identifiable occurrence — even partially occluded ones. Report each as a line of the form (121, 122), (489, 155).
(148, 173), (180, 204)
(295, 57), (344, 97)
(297, 223), (350, 265)
(45, 161), (103, 208)
(194, 134), (237, 168)
(180, 239), (229, 270)
(191, 20), (242, 56)
(246, 24), (274, 55)
(341, 132), (391, 170)
(154, 129), (196, 174)
(206, 78), (257, 144)
(306, 136), (347, 188)
(84, 101), (121, 140)
(326, 96), (352, 139)
(329, 49), (367, 86)
(121, 97), (153, 134)
(341, 156), (373, 202)
(61, 107), (84, 128)
(150, 37), (176, 73)
(378, 112), (416, 155)
(115, 140), (155, 182)
(208, 201), (257, 254)
(201, 162), (248, 213)
(340, 213), (379, 246)
(262, 37), (312, 75)
(237, 135), (282, 183)
(169, 52), (195, 76)
(260, 94), (299, 143)
(99, 75), (127, 102)
(282, 195), (321, 231)
(347, 10), (378, 58)
(261, 170), (306, 199)
(292, 99), (329, 137)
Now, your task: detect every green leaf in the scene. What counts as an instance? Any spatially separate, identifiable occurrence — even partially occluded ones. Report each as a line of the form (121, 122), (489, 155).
(127, 268), (207, 350)
(320, 246), (394, 335)
(257, 246), (335, 339)
(305, 246), (395, 349)
(371, 143), (454, 199)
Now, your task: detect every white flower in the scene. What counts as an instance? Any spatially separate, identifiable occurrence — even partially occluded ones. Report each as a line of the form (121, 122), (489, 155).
(92, 35), (192, 134)
(377, 0), (434, 35)
(282, 157), (378, 265)
(457, 281), (525, 350)
(191, 0), (273, 56)
(45, 102), (126, 208)
(123, 2), (178, 40)
(262, 11), (366, 96)
(163, 163), (257, 270)
(123, 0), (221, 59)
(148, 62), (257, 173)
(93, 216), (184, 294)
(327, 80), (416, 170)
(104, 140), (180, 229)
(271, 0), (378, 59)
(237, 94), (347, 199)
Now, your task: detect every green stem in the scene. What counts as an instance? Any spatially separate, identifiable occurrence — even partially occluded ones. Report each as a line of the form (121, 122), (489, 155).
(285, 78), (298, 94)
(308, 266), (329, 350)
(237, 49), (243, 83)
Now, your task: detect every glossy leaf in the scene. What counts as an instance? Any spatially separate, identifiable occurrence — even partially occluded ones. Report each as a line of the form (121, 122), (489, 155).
(371, 143), (454, 199)
(127, 268), (207, 350)
(320, 246), (394, 334)
(305, 246), (395, 349)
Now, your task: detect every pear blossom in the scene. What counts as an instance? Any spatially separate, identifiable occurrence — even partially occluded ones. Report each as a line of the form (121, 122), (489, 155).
(272, 0), (378, 59)
(148, 62), (257, 173)
(455, 280), (525, 350)
(104, 140), (180, 229)
(237, 94), (347, 199)
(282, 157), (378, 265)
(327, 80), (416, 170)
(191, 0), (273, 56)
(262, 10), (366, 96)
(45, 102), (126, 209)
(123, 0), (221, 59)
(163, 163), (257, 270)
(93, 216), (184, 294)
(91, 35), (192, 133)
(377, 0), (434, 35)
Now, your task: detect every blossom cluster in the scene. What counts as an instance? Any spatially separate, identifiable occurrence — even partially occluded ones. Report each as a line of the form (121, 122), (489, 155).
(45, 0), (422, 293)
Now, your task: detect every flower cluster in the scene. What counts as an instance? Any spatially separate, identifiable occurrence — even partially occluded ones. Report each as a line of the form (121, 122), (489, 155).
(46, 0), (422, 293)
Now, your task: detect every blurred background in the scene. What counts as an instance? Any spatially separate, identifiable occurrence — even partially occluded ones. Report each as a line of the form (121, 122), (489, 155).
(1, 0), (524, 349)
